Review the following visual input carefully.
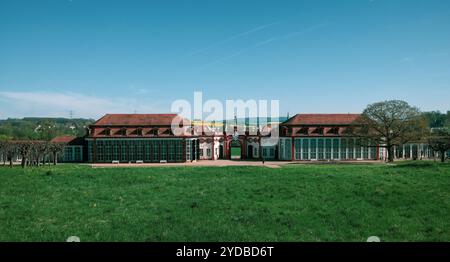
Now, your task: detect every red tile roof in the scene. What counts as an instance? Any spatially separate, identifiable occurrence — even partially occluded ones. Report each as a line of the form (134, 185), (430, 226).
(282, 114), (360, 125)
(50, 135), (77, 143)
(92, 114), (190, 126)
(51, 136), (85, 145)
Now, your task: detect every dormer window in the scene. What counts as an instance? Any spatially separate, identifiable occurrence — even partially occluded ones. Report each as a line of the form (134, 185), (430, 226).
(120, 128), (127, 136)
(328, 127), (339, 135)
(152, 129), (158, 136)
(103, 128), (111, 136)
(299, 127), (309, 135)
(311, 127), (323, 135)
(137, 128), (143, 136)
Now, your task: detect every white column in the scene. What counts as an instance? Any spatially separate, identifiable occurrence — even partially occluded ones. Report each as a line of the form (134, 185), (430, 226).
(346, 139), (349, 159)
(331, 139), (334, 160)
(394, 146), (396, 159)
(418, 144), (422, 159)
(410, 145), (413, 160)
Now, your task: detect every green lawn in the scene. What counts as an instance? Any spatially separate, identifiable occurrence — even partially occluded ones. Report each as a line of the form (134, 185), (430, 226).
(0, 162), (449, 242)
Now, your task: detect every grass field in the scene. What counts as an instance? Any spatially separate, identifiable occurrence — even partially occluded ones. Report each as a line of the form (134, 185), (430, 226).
(0, 162), (449, 242)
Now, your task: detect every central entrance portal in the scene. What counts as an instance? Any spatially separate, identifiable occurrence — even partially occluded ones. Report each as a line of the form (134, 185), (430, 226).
(230, 140), (241, 160)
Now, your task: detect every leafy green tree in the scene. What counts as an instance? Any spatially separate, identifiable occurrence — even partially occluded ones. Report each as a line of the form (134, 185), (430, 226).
(423, 111), (446, 128)
(347, 100), (428, 162)
(428, 128), (450, 162)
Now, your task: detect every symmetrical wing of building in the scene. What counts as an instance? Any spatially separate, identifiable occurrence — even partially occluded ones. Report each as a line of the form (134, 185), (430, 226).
(55, 113), (439, 163)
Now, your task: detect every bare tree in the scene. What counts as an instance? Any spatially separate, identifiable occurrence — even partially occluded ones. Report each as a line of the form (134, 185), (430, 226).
(347, 100), (427, 162)
(3, 142), (17, 167)
(49, 142), (65, 165)
(428, 128), (450, 163)
(16, 141), (34, 168)
(34, 141), (50, 166)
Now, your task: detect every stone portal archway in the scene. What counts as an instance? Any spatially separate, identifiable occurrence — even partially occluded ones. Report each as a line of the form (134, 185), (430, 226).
(229, 139), (242, 160)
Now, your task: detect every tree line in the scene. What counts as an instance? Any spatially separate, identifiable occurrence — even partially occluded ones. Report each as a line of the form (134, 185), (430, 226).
(0, 117), (94, 141)
(0, 140), (66, 168)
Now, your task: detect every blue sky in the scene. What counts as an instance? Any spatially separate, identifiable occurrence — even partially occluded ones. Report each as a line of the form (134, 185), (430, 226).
(0, 0), (449, 119)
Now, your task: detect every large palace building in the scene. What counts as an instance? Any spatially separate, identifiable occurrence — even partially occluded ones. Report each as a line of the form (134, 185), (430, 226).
(65, 113), (436, 163)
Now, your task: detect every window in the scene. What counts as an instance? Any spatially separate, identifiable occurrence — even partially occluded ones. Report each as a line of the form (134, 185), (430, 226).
(206, 148), (211, 157)
(355, 139), (362, 159)
(328, 127), (339, 135)
(405, 144), (411, 158)
(88, 141), (93, 162)
(325, 139), (332, 159)
(363, 144), (369, 159)
(199, 148), (203, 157)
(254, 147), (258, 157)
(136, 140), (143, 160)
(317, 139), (324, 160)
(310, 139), (317, 159)
(129, 141), (135, 161)
(160, 141), (167, 160)
(176, 140), (183, 161)
(299, 127), (309, 135)
(121, 141), (127, 161)
(152, 129), (158, 136)
(333, 139), (339, 159)
(153, 141), (159, 161)
(315, 127), (324, 135)
(341, 139), (347, 159)
(295, 139), (301, 160)
(97, 140), (104, 161)
(74, 146), (81, 161)
(348, 139), (354, 159)
(285, 139), (291, 160)
(370, 145), (377, 160)
(105, 140), (111, 161)
(302, 139), (309, 160)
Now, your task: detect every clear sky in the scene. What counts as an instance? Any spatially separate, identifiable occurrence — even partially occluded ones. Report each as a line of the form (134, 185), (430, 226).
(0, 0), (449, 119)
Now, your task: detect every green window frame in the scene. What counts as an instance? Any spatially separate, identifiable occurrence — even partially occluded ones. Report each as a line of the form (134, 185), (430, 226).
(348, 139), (354, 159)
(333, 139), (339, 159)
(153, 141), (160, 161)
(325, 139), (332, 159)
(310, 139), (317, 159)
(341, 139), (347, 160)
(355, 139), (362, 159)
(318, 139), (324, 160)
(302, 139), (309, 160)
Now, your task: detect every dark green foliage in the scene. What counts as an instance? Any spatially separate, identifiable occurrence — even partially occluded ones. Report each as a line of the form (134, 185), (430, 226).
(423, 111), (449, 128)
(1, 162), (449, 241)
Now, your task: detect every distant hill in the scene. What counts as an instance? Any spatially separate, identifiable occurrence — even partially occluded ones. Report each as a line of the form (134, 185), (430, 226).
(0, 117), (95, 140)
